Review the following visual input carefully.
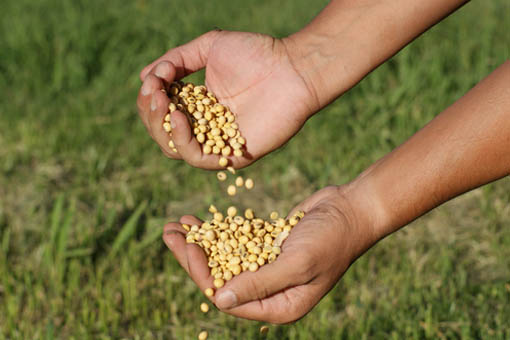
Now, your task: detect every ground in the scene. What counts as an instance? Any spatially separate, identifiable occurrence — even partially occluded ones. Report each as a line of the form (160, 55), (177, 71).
(0, 0), (509, 338)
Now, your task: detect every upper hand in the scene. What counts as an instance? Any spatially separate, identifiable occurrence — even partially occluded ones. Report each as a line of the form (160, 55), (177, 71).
(137, 30), (319, 169)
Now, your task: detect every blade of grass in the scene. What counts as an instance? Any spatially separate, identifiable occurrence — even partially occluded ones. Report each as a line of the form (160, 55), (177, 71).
(107, 200), (148, 262)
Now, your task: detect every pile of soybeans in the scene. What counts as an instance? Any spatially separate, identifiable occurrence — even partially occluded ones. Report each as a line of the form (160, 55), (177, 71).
(163, 80), (244, 168)
(164, 81), (304, 339)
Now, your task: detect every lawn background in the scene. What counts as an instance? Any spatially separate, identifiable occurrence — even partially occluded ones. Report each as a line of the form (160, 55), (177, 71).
(1, 0), (509, 339)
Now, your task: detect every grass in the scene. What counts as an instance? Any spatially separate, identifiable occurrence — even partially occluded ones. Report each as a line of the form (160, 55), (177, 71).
(1, 0), (509, 338)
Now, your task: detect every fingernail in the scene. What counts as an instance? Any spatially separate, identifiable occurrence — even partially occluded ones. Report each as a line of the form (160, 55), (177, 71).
(215, 290), (237, 309)
(163, 231), (179, 249)
(151, 96), (157, 111)
(155, 63), (168, 78)
(141, 80), (151, 96)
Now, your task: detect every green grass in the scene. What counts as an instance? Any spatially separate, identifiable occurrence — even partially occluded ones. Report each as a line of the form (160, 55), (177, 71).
(1, 0), (509, 338)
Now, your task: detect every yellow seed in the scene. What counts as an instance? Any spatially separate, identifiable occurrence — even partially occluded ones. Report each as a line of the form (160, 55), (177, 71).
(235, 176), (244, 187)
(227, 185), (236, 196)
(211, 128), (221, 136)
(204, 288), (214, 297)
(227, 206), (237, 217)
(205, 230), (216, 241)
(212, 145), (221, 154)
(209, 205), (218, 213)
(200, 302), (209, 313)
(216, 139), (226, 149)
(163, 122), (172, 132)
(231, 264), (242, 275)
(264, 234), (273, 245)
(238, 137), (246, 145)
(202, 239), (211, 248)
(224, 270), (233, 281)
(257, 256), (265, 266)
(213, 278), (225, 288)
(168, 140), (175, 148)
(197, 133), (205, 143)
(227, 166), (236, 174)
(260, 325), (269, 335)
(248, 262), (259, 272)
(217, 171), (227, 181)
(221, 146), (232, 156)
(169, 103), (177, 112)
(198, 330), (208, 340)
(233, 149), (243, 157)
(289, 217), (299, 226)
(245, 178), (254, 190)
(244, 209), (254, 220)
(203, 144), (212, 154)
(220, 231), (229, 241)
(270, 211), (279, 220)
(217, 115), (226, 125)
(219, 157), (228, 168)
(213, 212), (223, 222)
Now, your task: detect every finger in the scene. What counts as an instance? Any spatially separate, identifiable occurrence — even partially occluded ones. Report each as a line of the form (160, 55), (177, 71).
(137, 74), (165, 137)
(148, 89), (181, 159)
(169, 111), (223, 169)
(162, 223), (191, 274)
(176, 216), (217, 296)
(213, 251), (311, 311)
(179, 215), (202, 226)
(140, 30), (220, 81)
(152, 61), (177, 90)
(225, 280), (325, 324)
(160, 145), (182, 159)
(186, 237), (216, 294)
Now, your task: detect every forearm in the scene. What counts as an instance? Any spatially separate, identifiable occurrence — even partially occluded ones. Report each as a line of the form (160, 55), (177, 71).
(350, 61), (510, 239)
(284, 0), (469, 108)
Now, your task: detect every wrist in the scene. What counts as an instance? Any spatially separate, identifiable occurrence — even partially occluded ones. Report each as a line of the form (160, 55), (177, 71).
(282, 30), (370, 112)
(339, 162), (394, 249)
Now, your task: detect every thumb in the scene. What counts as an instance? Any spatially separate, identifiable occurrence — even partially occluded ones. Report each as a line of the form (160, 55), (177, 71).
(140, 30), (221, 81)
(214, 253), (310, 310)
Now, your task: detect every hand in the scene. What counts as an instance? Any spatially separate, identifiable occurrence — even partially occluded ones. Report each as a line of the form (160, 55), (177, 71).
(162, 185), (377, 323)
(137, 30), (320, 169)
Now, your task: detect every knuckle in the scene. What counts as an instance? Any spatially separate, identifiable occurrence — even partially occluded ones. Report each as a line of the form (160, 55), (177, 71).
(293, 257), (316, 283)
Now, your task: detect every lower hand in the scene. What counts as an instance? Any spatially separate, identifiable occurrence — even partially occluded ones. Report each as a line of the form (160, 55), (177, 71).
(162, 185), (376, 323)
